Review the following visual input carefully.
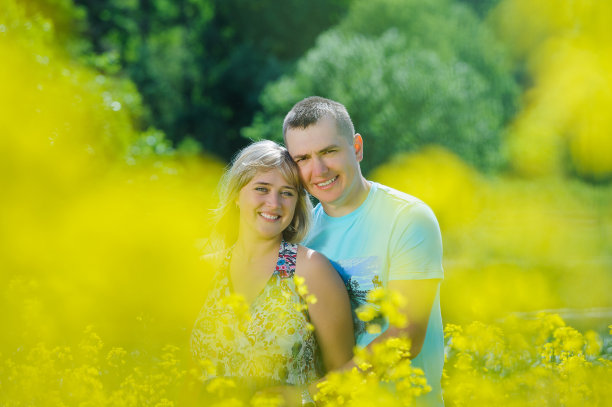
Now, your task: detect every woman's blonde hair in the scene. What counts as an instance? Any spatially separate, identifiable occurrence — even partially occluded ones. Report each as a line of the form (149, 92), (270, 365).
(213, 140), (312, 246)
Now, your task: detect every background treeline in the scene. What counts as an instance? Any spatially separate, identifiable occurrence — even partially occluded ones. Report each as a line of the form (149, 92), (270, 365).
(40, 0), (518, 173)
(23, 0), (612, 181)
(71, 0), (352, 160)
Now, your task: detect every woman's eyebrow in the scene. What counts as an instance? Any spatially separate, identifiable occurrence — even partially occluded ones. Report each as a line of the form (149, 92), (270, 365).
(253, 181), (296, 190)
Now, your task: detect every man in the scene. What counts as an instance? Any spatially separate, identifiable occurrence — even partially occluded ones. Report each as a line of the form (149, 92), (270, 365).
(283, 96), (444, 406)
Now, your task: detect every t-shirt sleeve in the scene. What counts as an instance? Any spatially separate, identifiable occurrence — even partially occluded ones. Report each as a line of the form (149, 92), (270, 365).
(388, 202), (444, 281)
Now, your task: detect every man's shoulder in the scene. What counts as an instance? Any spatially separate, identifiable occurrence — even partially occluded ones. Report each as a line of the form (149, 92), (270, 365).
(371, 182), (428, 211)
(309, 182), (436, 226)
(311, 202), (324, 218)
(370, 182), (441, 230)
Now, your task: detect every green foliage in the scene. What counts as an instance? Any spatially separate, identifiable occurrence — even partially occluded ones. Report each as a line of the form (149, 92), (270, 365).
(74, 0), (351, 161)
(244, 0), (520, 174)
(457, 0), (502, 17)
(11, 0), (88, 50)
(0, 0), (152, 164)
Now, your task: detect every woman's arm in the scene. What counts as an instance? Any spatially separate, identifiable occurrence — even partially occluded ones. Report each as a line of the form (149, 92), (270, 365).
(296, 247), (354, 371)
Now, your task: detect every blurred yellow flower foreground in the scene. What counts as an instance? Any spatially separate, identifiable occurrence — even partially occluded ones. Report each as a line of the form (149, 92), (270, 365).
(1, 0), (611, 406)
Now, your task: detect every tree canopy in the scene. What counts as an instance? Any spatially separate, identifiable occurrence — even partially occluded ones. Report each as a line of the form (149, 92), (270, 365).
(73, 0), (351, 161)
(244, 0), (520, 174)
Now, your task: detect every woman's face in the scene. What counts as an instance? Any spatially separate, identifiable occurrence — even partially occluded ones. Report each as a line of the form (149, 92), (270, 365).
(236, 168), (298, 241)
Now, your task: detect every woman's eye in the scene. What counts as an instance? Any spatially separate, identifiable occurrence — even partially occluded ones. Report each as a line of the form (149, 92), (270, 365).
(282, 191), (295, 197)
(255, 187), (268, 193)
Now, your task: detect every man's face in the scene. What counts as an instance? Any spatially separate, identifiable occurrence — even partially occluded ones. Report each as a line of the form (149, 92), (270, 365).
(285, 117), (363, 209)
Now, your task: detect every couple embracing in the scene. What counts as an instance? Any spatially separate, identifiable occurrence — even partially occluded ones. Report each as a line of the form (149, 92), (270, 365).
(191, 97), (444, 406)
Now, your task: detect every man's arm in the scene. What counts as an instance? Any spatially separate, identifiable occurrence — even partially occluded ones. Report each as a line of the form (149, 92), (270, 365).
(367, 278), (440, 358)
(380, 202), (443, 357)
(306, 278), (440, 400)
(309, 201), (443, 395)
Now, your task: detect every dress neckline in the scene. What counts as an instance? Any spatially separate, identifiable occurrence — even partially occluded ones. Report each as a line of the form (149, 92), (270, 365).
(225, 240), (297, 309)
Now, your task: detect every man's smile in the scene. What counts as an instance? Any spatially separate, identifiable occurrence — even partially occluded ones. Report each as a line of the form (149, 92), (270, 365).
(315, 176), (338, 189)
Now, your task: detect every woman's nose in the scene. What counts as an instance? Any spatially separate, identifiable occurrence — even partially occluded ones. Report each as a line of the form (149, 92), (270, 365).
(266, 193), (281, 208)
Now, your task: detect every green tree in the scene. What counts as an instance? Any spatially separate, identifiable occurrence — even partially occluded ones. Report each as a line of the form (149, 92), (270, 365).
(456, 0), (502, 17)
(74, 0), (351, 161)
(244, 0), (520, 174)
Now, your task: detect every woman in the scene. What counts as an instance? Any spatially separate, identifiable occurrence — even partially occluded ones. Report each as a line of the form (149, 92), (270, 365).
(191, 140), (354, 404)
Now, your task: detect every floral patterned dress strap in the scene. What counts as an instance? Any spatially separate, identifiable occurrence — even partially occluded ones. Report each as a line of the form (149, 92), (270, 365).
(275, 241), (298, 279)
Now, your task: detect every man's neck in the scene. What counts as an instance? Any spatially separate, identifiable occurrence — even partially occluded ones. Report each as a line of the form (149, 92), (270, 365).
(321, 177), (371, 217)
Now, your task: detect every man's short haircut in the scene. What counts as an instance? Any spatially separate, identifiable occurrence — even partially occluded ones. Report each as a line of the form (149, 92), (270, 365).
(283, 96), (355, 143)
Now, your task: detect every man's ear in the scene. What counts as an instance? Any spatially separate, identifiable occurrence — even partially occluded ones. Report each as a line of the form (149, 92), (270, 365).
(353, 134), (364, 162)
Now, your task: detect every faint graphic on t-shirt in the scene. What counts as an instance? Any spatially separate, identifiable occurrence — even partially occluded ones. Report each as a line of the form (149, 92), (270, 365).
(329, 256), (385, 344)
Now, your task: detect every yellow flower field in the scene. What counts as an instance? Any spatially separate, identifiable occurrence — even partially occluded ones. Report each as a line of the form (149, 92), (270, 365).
(1, 0), (611, 405)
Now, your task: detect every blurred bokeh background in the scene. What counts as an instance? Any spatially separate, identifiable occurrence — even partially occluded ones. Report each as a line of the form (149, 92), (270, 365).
(1, 0), (611, 405)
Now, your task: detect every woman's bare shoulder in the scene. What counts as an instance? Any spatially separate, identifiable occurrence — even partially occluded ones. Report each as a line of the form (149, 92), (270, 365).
(296, 245), (334, 277)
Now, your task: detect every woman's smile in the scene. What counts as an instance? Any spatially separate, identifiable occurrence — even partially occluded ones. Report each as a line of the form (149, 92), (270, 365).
(237, 169), (298, 239)
(259, 212), (281, 221)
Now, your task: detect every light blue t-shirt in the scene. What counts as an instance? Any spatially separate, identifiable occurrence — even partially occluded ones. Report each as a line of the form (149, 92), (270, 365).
(304, 182), (444, 406)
